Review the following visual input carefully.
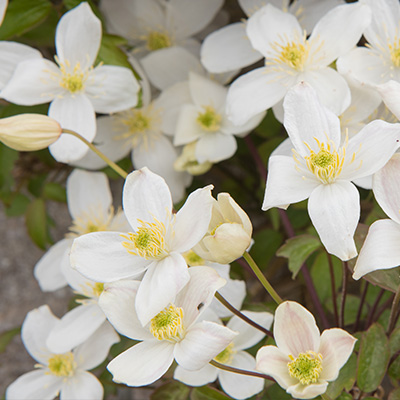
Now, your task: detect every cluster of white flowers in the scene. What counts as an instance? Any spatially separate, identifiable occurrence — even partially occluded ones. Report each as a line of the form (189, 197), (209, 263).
(3, 0), (400, 399)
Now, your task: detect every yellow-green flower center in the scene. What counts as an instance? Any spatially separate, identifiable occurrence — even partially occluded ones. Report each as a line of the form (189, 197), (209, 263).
(389, 38), (400, 67)
(92, 282), (104, 297)
(124, 111), (150, 133)
(197, 106), (222, 132)
(214, 342), (235, 364)
(147, 31), (172, 51)
(310, 149), (335, 169)
(56, 57), (90, 94)
(150, 304), (184, 342)
(280, 42), (308, 70)
(47, 352), (76, 377)
(183, 250), (205, 266)
(288, 351), (323, 385)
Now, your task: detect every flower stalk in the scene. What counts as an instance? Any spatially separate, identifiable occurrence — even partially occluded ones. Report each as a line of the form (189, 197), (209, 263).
(210, 359), (274, 381)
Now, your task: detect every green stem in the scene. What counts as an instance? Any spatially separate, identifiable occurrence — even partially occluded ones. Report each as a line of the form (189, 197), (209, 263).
(243, 251), (283, 304)
(210, 360), (274, 381)
(321, 393), (333, 400)
(62, 129), (128, 179)
(387, 285), (400, 335)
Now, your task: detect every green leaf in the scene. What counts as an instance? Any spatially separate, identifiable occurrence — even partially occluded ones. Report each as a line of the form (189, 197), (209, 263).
(326, 353), (357, 399)
(389, 387), (400, 400)
(251, 228), (284, 270)
(4, 193), (30, 216)
(190, 386), (231, 400)
(336, 393), (352, 400)
(151, 381), (190, 400)
(276, 234), (321, 278)
(263, 383), (292, 399)
(357, 323), (390, 393)
(0, 143), (18, 193)
(0, 0), (51, 39)
(96, 33), (132, 69)
(254, 110), (282, 138)
(390, 327), (400, 357)
(43, 182), (66, 203)
(25, 198), (48, 249)
(0, 327), (20, 352)
(388, 355), (400, 382)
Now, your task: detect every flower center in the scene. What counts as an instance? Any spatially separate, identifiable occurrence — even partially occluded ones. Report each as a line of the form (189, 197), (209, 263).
(47, 352), (76, 377)
(76, 281), (105, 300)
(183, 250), (205, 266)
(147, 31), (172, 51)
(56, 57), (91, 94)
(389, 38), (400, 67)
(280, 41), (308, 70)
(150, 304), (184, 342)
(121, 217), (168, 259)
(214, 342), (235, 364)
(197, 106), (222, 132)
(287, 351), (323, 385)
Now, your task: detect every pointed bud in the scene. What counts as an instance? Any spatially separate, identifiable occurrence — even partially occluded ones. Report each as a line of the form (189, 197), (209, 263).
(0, 114), (62, 151)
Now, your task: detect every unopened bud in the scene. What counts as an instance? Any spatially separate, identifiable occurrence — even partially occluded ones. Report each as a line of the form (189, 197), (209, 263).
(0, 114), (62, 151)
(174, 142), (212, 175)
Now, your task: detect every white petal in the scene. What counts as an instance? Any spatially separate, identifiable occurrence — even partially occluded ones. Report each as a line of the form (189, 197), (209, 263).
(221, 110), (266, 136)
(46, 304), (106, 354)
(56, 2), (101, 67)
(238, 0), (284, 17)
(48, 95), (96, 163)
(122, 167), (172, 230)
(6, 370), (61, 400)
(174, 321), (237, 371)
(135, 253), (190, 326)
(189, 72), (227, 110)
(174, 363), (217, 386)
(172, 185), (214, 252)
(86, 65), (140, 113)
(71, 231), (149, 282)
(174, 103), (206, 145)
(377, 80), (400, 121)
(196, 133), (237, 163)
(60, 371), (103, 400)
(201, 22), (262, 73)
(210, 278), (246, 318)
(287, 381), (329, 399)
(107, 341), (175, 386)
(352, 219), (400, 280)
(67, 169), (112, 220)
(308, 181), (359, 261)
(33, 238), (71, 292)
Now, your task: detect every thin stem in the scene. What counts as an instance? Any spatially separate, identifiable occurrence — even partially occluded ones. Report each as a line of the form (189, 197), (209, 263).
(321, 393), (333, 400)
(366, 288), (385, 328)
(243, 251), (283, 304)
(278, 209), (295, 238)
(339, 261), (348, 328)
(387, 285), (400, 335)
(62, 129), (128, 179)
(215, 292), (273, 337)
(353, 282), (369, 332)
(243, 135), (267, 183)
(210, 360), (274, 381)
(374, 293), (394, 323)
(327, 253), (339, 327)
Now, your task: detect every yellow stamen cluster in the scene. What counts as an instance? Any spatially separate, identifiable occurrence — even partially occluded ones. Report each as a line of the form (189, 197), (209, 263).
(183, 250), (205, 266)
(121, 217), (167, 259)
(150, 304), (184, 342)
(214, 342), (235, 364)
(47, 352), (76, 377)
(287, 351), (323, 385)
(388, 38), (400, 68)
(147, 31), (172, 51)
(76, 281), (105, 300)
(57, 57), (90, 94)
(197, 106), (222, 132)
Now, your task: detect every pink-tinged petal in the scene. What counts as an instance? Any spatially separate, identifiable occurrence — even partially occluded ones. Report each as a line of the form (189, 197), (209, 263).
(274, 302), (321, 355)
(246, 4), (302, 57)
(262, 155), (319, 211)
(201, 22), (262, 73)
(174, 321), (237, 371)
(70, 231), (149, 282)
(99, 280), (153, 341)
(176, 266), (226, 327)
(189, 72), (227, 110)
(6, 370), (61, 400)
(0, 58), (60, 105)
(308, 181), (359, 261)
(174, 363), (218, 386)
(46, 304), (106, 354)
(86, 65), (140, 113)
(373, 154), (400, 224)
(60, 370), (102, 400)
(56, 2), (101, 67)
(220, 351), (265, 399)
(174, 103), (206, 145)
(136, 253), (190, 326)
(172, 185), (214, 253)
(256, 345), (297, 389)
(377, 80), (400, 121)
(67, 169), (112, 220)
(48, 94), (96, 163)
(287, 381), (329, 399)
(226, 67), (293, 126)
(122, 167), (173, 230)
(107, 341), (175, 386)
(33, 238), (72, 292)
(318, 328), (356, 381)
(196, 133), (237, 163)
(228, 311), (273, 351)
(74, 321), (120, 370)
(283, 81), (341, 155)
(352, 219), (400, 280)
(341, 120), (400, 181)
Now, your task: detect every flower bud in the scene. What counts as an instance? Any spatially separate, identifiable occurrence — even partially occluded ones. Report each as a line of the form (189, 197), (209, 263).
(174, 142), (212, 175)
(0, 114), (62, 151)
(194, 193), (253, 264)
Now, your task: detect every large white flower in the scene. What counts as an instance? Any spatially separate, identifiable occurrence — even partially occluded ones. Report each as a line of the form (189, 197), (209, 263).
(226, 2), (371, 126)
(0, 2), (140, 163)
(256, 301), (356, 399)
(6, 305), (119, 400)
(71, 167), (214, 326)
(98, 266), (237, 387)
(262, 82), (400, 261)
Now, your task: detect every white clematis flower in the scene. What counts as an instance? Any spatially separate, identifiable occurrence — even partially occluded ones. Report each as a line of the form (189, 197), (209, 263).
(256, 301), (356, 400)
(353, 153), (400, 280)
(71, 167), (214, 326)
(6, 305), (119, 400)
(98, 266), (237, 387)
(262, 82), (400, 261)
(1, 2), (140, 163)
(226, 2), (371, 125)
